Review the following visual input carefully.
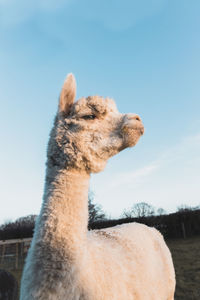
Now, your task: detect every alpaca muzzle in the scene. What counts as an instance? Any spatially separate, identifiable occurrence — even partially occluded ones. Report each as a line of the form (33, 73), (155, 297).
(122, 114), (144, 136)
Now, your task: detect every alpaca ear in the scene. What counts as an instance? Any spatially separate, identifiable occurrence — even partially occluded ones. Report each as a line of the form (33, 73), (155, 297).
(59, 73), (76, 115)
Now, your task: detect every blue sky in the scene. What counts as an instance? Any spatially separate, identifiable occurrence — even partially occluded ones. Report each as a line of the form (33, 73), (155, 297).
(0, 0), (200, 224)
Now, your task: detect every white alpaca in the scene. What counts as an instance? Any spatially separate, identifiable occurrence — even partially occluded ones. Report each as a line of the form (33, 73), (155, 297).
(20, 74), (175, 300)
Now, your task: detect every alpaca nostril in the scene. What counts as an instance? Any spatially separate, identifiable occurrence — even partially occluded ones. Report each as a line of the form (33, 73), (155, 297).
(130, 114), (141, 122)
(135, 115), (141, 122)
(124, 114), (142, 123)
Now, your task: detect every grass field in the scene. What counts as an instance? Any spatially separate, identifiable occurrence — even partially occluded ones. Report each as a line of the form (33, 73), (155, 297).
(1, 236), (200, 299)
(167, 236), (200, 300)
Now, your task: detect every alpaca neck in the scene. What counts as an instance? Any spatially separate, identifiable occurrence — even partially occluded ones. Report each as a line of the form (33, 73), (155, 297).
(37, 167), (90, 258)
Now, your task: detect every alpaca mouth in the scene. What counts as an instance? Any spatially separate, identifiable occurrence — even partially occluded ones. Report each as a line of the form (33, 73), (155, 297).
(121, 123), (144, 148)
(122, 124), (144, 136)
(139, 126), (145, 135)
(131, 126), (145, 138)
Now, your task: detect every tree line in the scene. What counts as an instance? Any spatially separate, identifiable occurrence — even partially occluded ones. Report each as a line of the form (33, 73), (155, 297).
(0, 194), (106, 240)
(0, 198), (199, 240)
(91, 203), (200, 239)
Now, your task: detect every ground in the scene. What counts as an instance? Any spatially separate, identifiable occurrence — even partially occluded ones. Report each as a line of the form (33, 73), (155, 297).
(1, 236), (200, 300)
(167, 236), (200, 300)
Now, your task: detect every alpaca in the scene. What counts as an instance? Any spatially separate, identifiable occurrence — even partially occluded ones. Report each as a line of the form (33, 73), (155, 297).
(0, 269), (18, 300)
(20, 74), (175, 300)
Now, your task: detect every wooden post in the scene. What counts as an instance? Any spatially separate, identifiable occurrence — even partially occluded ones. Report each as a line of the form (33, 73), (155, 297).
(21, 242), (23, 257)
(181, 222), (186, 239)
(1, 244), (6, 265)
(15, 243), (18, 269)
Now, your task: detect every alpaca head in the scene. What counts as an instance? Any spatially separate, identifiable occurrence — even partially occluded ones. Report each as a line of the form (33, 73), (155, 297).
(47, 74), (144, 173)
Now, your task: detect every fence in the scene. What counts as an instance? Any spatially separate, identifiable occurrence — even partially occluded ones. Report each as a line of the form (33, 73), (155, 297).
(0, 238), (32, 270)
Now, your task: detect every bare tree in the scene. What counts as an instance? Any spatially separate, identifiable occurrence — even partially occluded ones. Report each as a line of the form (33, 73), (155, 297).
(157, 208), (166, 215)
(177, 204), (200, 212)
(177, 204), (191, 212)
(88, 192), (106, 223)
(122, 208), (133, 218)
(122, 202), (155, 218)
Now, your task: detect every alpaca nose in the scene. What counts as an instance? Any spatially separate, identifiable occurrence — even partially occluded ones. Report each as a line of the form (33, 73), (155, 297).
(123, 113), (144, 135)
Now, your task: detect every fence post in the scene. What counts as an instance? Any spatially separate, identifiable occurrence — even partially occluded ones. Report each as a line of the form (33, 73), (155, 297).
(181, 222), (186, 239)
(1, 244), (6, 265)
(15, 243), (18, 269)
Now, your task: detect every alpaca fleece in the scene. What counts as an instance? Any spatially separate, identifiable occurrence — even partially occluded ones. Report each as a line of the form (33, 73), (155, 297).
(20, 74), (175, 300)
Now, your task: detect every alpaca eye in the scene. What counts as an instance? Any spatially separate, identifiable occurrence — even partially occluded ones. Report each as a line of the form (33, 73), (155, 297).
(82, 115), (96, 120)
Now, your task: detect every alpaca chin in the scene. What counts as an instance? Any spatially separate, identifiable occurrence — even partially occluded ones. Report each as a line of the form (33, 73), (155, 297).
(122, 128), (144, 148)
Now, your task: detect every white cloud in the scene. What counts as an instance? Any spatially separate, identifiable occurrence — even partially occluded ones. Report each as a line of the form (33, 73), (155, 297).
(104, 161), (159, 190)
(182, 132), (200, 144)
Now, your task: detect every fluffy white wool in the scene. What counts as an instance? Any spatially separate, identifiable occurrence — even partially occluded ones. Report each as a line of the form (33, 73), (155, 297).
(20, 74), (175, 300)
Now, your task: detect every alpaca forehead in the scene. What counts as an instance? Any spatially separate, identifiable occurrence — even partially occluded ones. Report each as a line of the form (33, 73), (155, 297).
(73, 96), (118, 114)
